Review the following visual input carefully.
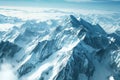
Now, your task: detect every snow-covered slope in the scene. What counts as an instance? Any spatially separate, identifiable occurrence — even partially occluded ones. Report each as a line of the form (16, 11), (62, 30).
(0, 7), (120, 80)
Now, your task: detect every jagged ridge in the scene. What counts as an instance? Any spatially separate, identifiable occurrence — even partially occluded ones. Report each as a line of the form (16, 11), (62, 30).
(0, 15), (120, 80)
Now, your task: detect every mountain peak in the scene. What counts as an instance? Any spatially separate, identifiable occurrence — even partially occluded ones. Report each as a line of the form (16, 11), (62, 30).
(69, 15), (81, 28)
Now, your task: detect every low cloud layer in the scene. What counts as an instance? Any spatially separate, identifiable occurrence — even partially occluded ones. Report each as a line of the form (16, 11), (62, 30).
(0, 63), (18, 80)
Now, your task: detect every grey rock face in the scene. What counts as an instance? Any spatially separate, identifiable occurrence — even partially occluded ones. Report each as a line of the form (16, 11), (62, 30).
(0, 41), (21, 59)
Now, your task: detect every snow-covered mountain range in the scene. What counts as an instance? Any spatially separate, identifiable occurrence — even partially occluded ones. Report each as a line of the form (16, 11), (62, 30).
(0, 7), (120, 80)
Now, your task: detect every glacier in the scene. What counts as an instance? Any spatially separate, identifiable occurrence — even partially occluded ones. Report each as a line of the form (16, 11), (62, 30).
(0, 7), (120, 80)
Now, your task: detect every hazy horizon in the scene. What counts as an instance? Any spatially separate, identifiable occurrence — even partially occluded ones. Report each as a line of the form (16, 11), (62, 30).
(0, 0), (120, 11)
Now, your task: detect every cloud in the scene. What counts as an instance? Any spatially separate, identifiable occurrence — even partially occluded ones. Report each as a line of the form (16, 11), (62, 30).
(0, 63), (18, 80)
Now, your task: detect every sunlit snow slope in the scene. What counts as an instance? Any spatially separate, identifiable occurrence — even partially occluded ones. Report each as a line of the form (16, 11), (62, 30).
(0, 7), (120, 80)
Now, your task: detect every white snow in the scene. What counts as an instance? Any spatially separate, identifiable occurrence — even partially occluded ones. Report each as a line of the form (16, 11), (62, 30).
(109, 76), (115, 80)
(0, 23), (14, 31)
(0, 23), (23, 31)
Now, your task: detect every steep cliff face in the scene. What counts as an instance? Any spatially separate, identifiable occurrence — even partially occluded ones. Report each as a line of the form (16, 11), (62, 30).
(0, 41), (21, 59)
(0, 15), (120, 80)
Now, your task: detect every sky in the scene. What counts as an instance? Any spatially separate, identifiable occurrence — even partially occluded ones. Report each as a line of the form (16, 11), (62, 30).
(0, 0), (120, 11)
